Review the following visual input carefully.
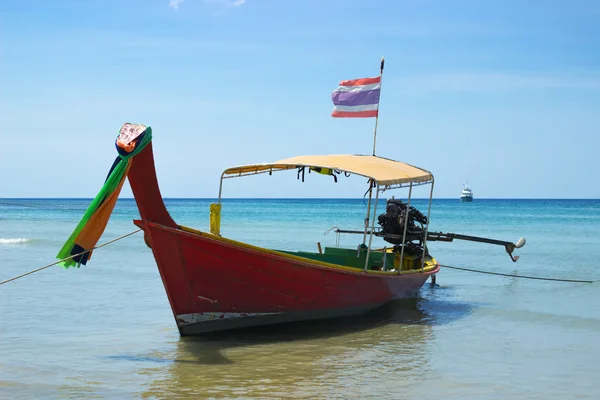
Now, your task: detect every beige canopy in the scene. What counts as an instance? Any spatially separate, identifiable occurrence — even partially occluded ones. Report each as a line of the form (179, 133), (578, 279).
(222, 154), (433, 186)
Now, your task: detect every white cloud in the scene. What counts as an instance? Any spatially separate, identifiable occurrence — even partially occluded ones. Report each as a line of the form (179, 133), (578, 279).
(205, 0), (246, 7)
(169, 0), (246, 11)
(169, 0), (185, 10)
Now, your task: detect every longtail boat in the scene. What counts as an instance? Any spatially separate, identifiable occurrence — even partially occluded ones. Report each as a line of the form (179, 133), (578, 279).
(57, 62), (525, 336)
(56, 123), (525, 336)
(135, 132), (441, 335)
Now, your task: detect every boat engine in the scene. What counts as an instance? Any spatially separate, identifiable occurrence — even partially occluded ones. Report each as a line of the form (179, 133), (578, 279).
(377, 198), (428, 245)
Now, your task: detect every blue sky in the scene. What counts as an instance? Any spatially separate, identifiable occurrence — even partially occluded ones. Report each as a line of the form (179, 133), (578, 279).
(1, 0), (599, 198)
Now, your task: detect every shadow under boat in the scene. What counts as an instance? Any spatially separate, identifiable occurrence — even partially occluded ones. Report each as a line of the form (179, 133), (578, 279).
(173, 294), (476, 361)
(134, 294), (475, 399)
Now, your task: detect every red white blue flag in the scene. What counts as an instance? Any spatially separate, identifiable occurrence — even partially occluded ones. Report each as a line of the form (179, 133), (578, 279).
(331, 76), (381, 118)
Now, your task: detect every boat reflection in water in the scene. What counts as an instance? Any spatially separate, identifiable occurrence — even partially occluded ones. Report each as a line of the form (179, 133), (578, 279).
(139, 296), (473, 399)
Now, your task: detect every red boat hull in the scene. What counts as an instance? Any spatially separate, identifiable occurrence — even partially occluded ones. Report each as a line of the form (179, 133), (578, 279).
(136, 221), (438, 335)
(127, 142), (439, 335)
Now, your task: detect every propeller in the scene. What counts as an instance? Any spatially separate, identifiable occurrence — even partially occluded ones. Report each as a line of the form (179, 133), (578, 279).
(515, 237), (526, 248)
(505, 237), (526, 262)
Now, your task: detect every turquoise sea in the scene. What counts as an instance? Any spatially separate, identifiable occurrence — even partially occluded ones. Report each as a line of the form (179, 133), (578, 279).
(1, 198), (599, 399)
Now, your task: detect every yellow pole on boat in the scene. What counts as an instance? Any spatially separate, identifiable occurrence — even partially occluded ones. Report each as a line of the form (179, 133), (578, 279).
(210, 203), (221, 236)
(372, 56), (384, 156)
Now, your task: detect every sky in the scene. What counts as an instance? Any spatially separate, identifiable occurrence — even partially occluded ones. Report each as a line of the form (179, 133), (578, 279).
(1, 0), (599, 199)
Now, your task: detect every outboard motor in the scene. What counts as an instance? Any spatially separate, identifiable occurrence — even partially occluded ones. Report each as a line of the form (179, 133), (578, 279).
(377, 198), (428, 245)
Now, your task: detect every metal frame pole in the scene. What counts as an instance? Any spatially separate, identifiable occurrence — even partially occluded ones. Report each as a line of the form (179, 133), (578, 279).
(364, 183), (380, 271)
(218, 172), (225, 204)
(421, 179), (434, 271)
(398, 182), (413, 274)
(362, 180), (373, 245)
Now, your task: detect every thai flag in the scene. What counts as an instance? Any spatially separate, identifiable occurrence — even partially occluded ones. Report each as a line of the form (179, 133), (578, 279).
(331, 76), (381, 118)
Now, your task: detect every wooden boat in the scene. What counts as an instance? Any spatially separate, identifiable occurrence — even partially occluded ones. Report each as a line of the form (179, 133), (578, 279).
(57, 63), (524, 336)
(57, 122), (525, 336)
(122, 126), (439, 335)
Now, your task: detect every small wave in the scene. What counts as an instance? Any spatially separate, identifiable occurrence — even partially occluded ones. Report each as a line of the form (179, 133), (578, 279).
(0, 238), (32, 245)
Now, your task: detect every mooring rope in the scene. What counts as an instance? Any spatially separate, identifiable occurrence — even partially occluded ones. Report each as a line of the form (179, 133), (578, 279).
(0, 229), (142, 286)
(438, 264), (594, 283)
(3, 231), (594, 286)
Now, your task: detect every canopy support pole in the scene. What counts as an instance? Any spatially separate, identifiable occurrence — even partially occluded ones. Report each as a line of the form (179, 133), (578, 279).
(421, 179), (434, 272)
(398, 182), (413, 274)
(218, 172), (225, 204)
(364, 184), (380, 271)
(362, 180), (374, 245)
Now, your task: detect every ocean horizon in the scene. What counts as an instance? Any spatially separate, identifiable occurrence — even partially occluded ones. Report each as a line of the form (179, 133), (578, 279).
(2, 197), (600, 200)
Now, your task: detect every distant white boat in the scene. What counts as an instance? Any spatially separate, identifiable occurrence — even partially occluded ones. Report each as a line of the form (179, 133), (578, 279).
(460, 182), (473, 202)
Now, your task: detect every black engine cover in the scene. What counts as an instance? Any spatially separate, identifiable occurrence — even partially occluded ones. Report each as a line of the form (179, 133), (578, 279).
(377, 198), (427, 245)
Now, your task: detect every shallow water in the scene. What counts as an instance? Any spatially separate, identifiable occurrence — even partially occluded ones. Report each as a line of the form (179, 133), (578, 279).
(1, 198), (599, 399)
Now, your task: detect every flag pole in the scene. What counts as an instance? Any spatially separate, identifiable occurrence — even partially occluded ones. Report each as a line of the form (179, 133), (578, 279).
(372, 57), (385, 156)
(363, 57), (385, 246)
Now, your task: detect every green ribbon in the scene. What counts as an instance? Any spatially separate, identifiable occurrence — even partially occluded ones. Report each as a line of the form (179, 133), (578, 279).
(56, 126), (152, 268)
